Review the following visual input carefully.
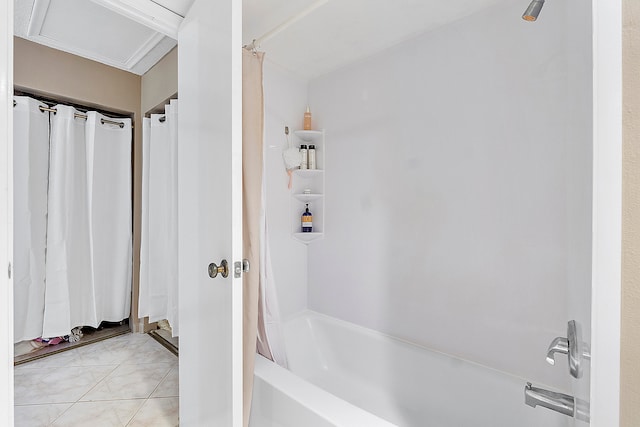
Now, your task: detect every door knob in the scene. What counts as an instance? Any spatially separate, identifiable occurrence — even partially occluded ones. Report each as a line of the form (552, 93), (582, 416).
(208, 259), (229, 279)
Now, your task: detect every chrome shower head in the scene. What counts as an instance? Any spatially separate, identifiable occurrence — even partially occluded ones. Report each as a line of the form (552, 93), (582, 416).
(522, 0), (545, 22)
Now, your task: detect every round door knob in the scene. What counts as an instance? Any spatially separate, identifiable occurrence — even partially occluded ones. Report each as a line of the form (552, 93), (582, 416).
(208, 259), (229, 278)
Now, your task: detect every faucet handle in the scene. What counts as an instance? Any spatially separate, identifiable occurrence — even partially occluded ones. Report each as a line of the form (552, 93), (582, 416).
(546, 337), (569, 365)
(546, 320), (591, 378)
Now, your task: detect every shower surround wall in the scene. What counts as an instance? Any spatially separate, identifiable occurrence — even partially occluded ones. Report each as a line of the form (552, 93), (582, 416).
(263, 60), (310, 318)
(306, 0), (591, 391)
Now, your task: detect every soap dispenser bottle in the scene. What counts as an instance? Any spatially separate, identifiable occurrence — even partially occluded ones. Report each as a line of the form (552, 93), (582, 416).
(301, 203), (313, 232)
(303, 106), (312, 130)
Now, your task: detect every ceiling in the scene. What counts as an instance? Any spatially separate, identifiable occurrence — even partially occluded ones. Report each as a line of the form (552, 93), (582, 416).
(14, 0), (191, 75)
(15, 0), (507, 79)
(151, 0), (194, 18)
(242, 0), (507, 79)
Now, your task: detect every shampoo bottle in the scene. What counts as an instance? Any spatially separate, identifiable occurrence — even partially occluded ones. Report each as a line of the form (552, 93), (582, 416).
(301, 203), (313, 232)
(300, 145), (308, 169)
(308, 144), (316, 169)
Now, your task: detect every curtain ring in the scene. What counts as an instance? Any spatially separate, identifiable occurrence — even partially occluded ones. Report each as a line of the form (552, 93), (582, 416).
(243, 40), (258, 56)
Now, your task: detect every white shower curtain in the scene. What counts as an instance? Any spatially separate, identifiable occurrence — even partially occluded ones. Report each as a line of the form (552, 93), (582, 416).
(138, 100), (179, 336)
(41, 104), (132, 338)
(86, 112), (133, 324)
(258, 220), (288, 368)
(138, 117), (151, 324)
(43, 105), (95, 338)
(13, 97), (49, 342)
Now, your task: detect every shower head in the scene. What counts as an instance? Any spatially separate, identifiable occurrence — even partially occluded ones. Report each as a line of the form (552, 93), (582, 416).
(522, 0), (545, 22)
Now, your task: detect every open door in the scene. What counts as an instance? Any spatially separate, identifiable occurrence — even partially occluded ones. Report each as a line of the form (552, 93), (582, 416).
(0, 0), (13, 425)
(177, 0), (243, 425)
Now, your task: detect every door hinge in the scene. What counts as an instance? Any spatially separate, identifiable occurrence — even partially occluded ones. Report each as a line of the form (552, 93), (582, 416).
(7, 262), (11, 279)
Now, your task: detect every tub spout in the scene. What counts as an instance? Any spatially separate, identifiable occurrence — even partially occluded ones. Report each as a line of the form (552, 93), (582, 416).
(524, 382), (574, 417)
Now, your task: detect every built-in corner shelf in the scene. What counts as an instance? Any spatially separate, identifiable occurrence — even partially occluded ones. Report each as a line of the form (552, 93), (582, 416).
(293, 193), (323, 202)
(292, 232), (324, 243)
(294, 130), (323, 142)
(291, 129), (325, 245)
(294, 169), (324, 177)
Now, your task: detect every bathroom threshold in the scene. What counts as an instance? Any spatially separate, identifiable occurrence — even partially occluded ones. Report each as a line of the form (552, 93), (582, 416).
(14, 322), (131, 366)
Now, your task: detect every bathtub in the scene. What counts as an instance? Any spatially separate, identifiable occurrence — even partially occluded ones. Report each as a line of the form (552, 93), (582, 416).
(250, 311), (571, 427)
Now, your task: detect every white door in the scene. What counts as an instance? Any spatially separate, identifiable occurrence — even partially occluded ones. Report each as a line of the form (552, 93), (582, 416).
(177, 0), (243, 425)
(0, 0), (14, 425)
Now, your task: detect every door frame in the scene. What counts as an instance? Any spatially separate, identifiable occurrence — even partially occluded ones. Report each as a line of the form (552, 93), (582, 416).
(0, 0), (623, 425)
(590, 0), (622, 425)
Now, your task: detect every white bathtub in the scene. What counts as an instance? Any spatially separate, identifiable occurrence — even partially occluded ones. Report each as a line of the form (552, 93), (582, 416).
(250, 311), (571, 427)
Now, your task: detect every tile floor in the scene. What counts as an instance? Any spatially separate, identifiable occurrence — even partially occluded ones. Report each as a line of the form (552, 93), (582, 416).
(14, 332), (179, 426)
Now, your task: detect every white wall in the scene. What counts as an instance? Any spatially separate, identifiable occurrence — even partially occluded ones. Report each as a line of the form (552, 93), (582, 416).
(306, 0), (591, 391)
(263, 59), (309, 319)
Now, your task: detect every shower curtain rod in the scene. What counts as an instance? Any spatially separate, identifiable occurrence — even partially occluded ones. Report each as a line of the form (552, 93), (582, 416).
(37, 105), (127, 129)
(13, 98), (130, 129)
(244, 0), (329, 51)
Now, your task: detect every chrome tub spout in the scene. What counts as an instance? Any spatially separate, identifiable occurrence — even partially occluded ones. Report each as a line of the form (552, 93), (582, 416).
(524, 383), (574, 417)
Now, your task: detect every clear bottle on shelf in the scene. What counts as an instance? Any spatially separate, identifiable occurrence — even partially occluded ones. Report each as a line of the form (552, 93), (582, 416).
(300, 145), (308, 169)
(308, 144), (316, 169)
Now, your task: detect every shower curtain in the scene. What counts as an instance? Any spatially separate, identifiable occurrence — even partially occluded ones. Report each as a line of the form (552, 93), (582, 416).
(258, 222), (288, 368)
(43, 105), (132, 338)
(14, 97), (133, 341)
(85, 112), (133, 326)
(243, 48), (265, 427)
(138, 100), (179, 336)
(13, 97), (49, 342)
(243, 47), (288, 426)
(43, 105), (95, 337)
